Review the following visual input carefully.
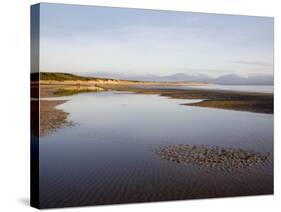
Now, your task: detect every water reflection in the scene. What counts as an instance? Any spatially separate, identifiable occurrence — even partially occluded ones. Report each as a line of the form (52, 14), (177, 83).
(40, 91), (273, 208)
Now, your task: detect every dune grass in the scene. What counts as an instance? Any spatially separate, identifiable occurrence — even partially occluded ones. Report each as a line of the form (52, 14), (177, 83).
(40, 72), (98, 81)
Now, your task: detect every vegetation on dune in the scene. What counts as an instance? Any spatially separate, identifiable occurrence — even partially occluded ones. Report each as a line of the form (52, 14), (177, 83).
(39, 72), (98, 81)
(33, 72), (141, 82)
(38, 72), (122, 82)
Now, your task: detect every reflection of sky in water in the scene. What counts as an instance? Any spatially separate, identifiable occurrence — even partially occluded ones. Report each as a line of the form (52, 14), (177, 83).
(53, 92), (273, 152)
(39, 92), (273, 207)
(180, 85), (273, 93)
(134, 85), (273, 93)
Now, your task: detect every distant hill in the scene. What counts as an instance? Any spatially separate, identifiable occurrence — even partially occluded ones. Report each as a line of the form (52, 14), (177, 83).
(86, 72), (273, 85)
(214, 74), (274, 85)
(158, 73), (212, 83)
(83, 72), (213, 83)
(32, 72), (273, 85)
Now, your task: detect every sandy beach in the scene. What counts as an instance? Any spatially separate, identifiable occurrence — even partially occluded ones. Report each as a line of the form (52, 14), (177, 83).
(33, 72), (273, 138)
(38, 78), (273, 114)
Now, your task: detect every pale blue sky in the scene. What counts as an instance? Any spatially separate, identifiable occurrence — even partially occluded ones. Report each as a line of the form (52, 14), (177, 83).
(39, 3), (274, 76)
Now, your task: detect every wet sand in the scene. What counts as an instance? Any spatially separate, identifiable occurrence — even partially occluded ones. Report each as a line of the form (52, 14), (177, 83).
(39, 81), (273, 114)
(31, 99), (71, 136)
(155, 144), (271, 172)
(39, 83), (104, 97)
(39, 100), (72, 136)
(97, 84), (273, 114)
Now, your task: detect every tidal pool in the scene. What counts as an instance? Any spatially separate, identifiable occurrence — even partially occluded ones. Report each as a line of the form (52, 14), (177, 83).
(39, 91), (273, 208)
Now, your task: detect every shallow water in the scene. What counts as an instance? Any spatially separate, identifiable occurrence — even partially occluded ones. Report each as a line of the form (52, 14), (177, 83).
(40, 91), (273, 208)
(182, 85), (273, 93)
(135, 85), (273, 93)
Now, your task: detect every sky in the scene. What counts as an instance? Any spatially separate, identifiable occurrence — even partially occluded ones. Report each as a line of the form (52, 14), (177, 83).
(39, 3), (274, 77)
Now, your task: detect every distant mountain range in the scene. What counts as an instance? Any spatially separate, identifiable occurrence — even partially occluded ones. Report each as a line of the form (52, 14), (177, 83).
(78, 72), (273, 85)
(213, 74), (273, 85)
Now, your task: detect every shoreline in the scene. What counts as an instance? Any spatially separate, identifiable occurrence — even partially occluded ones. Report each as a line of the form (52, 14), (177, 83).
(38, 81), (273, 114)
(97, 83), (273, 114)
(31, 99), (70, 137)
